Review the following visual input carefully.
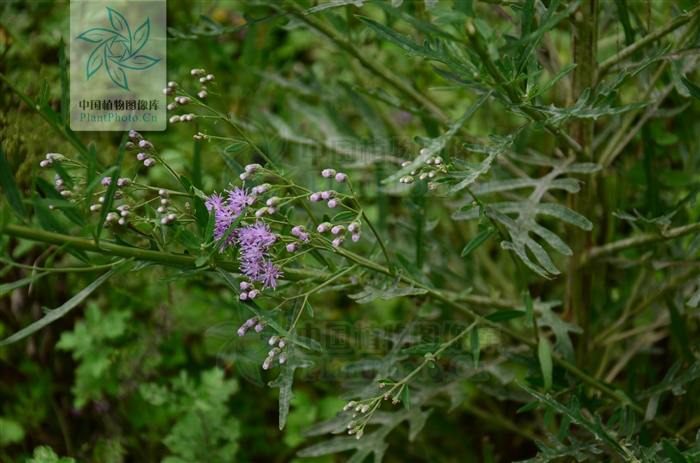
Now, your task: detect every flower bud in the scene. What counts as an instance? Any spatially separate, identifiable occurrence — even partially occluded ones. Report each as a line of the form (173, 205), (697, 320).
(167, 81), (178, 89)
(321, 190), (335, 200)
(46, 153), (66, 162)
(246, 164), (263, 174)
(167, 103), (179, 111)
(348, 221), (360, 232)
(137, 152), (149, 161)
(198, 91), (207, 99)
(169, 115), (180, 124)
(157, 206), (167, 214)
(240, 281), (253, 291)
(101, 177), (112, 186)
(39, 160), (52, 168)
(90, 204), (101, 211)
(278, 339), (286, 348)
(266, 196), (281, 207)
(238, 325), (249, 336)
(269, 336), (279, 346)
(263, 357), (273, 370)
(125, 141), (135, 150)
(286, 242), (300, 253)
(117, 178), (131, 188)
(331, 225), (346, 235)
(279, 353), (287, 364)
(332, 236), (346, 248)
(269, 348), (280, 357)
(206, 74), (215, 81)
(254, 321), (265, 333)
(246, 318), (257, 327)
(299, 232), (310, 242)
(322, 168), (336, 178)
(163, 88), (173, 96)
(255, 207), (269, 218)
(248, 290), (260, 299)
(317, 222), (332, 233)
(139, 140), (153, 150)
(335, 173), (347, 182)
(309, 193), (321, 202)
(129, 130), (143, 141)
(143, 158), (156, 167)
(352, 233), (361, 242)
(327, 199), (339, 208)
(291, 226), (304, 236)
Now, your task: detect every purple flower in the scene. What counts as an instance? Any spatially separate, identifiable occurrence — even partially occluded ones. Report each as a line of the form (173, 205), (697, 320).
(335, 173), (348, 182)
(309, 193), (321, 202)
(328, 199), (339, 208)
(352, 233), (361, 242)
(298, 232), (310, 243)
(286, 242), (300, 253)
(129, 130), (143, 141)
(139, 140), (154, 150)
(101, 177), (111, 186)
(259, 260), (283, 290)
(322, 168), (336, 178)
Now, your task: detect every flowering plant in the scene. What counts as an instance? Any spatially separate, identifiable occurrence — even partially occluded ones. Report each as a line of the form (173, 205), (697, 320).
(2, 1), (700, 462)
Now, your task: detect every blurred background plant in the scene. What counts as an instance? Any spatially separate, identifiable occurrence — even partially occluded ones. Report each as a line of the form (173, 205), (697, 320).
(1, 1), (700, 462)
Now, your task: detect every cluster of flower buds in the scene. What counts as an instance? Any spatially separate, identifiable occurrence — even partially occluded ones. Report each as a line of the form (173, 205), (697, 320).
(39, 153), (66, 168)
(163, 81), (178, 96)
(251, 183), (271, 195)
(321, 168), (348, 183)
(193, 132), (209, 141)
(309, 190), (340, 208)
(198, 87), (207, 99)
(130, 131), (157, 167)
(169, 113), (197, 124)
(238, 281), (260, 301)
(317, 220), (360, 247)
(285, 226), (310, 251)
(265, 336), (288, 368)
(161, 213), (178, 225)
(116, 205), (130, 226)
(103, 212), (120, 227)
(239, 163), (264, 181)
(237, 316), (266, 337)
(399, 153), (445, 186)
(346, 421), (364, 440)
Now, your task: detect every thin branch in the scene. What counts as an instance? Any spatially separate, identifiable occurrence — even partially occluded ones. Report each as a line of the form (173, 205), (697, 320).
(585, 222), (700, 261)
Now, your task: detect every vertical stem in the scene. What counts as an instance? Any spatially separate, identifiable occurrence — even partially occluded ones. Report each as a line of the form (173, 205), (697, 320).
(568, 0), (598, 361)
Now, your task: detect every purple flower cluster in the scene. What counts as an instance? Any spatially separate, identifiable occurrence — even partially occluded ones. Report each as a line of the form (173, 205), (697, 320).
(128, 131), (157, 167)
(205, 187), (283, 291)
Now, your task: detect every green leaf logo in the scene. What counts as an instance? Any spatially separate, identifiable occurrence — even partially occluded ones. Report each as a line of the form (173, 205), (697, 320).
(76, 7), (160, 91)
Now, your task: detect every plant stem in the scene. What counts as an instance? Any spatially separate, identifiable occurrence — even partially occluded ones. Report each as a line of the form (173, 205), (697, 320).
(585, 222), (700, 261)
(596, 4), (700, 78)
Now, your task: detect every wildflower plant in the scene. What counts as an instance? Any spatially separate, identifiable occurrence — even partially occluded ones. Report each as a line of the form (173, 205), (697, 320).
(2, 1), (700, 462)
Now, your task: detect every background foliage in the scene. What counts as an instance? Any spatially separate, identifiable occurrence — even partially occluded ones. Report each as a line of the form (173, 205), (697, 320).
(1, 1), (700, 462)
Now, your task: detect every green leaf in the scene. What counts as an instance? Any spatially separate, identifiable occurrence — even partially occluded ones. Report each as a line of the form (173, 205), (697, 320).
(530, 64), (577, 99)
(471, 326), (480, 369)
(681, 77), (700, 101)
(525, 292), (534, 326)
(268, 345), (313, 430)
(383, 91), (492, 185)
(0, 273), (47, 297)
(461, 230), (493, 257)
(485, 310), (526, 322)
(399, 385), (410, 410)
(0, 144), (27, 219)
(518, 382), (628, 459)
(0, 265), (122, 347)
(36, 177), (86, 227)
(661, 439), (687, 463)
(538, 337), (553, 391)
(331, 211), (357, 222)
(348, 274), (427, 304)
(59, 37), (69, 124)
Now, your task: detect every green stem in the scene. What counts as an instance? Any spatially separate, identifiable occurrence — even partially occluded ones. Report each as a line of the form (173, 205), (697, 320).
(596, 4), (700, 78)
